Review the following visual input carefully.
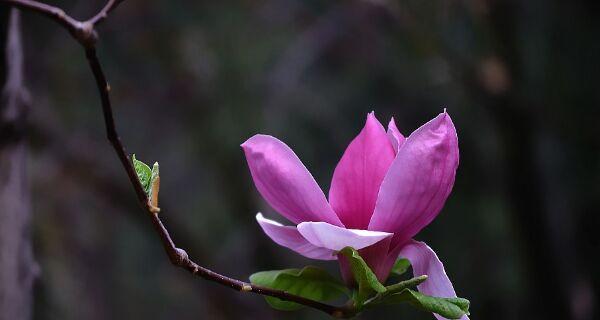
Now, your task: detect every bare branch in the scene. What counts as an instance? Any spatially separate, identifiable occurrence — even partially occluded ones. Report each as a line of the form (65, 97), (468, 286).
(1, 0), (79, 33)
(0, 0), (357, 317)
(1, 0), (95, 47)
(87, 0), (125, 26)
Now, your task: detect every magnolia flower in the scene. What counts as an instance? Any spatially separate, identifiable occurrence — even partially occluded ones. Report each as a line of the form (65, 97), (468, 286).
(242, 111), (466, 320)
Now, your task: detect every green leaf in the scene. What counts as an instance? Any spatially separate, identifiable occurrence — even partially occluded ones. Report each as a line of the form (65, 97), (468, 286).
(391, 258), (411, 276)
(249, 266), (349, 311)
(385, 275), (428, 295)
(363, 275), (428, 306)
(132, 154), (152, 195)
(377, 289), (470, 319)
(338, 247), (386, 306)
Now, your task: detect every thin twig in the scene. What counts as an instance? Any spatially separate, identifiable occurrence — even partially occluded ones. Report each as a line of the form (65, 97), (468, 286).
(87, 0), (125, 26)
(83, 47), (147, 205)
(1, 0), (78, 33)
(0, 0), (356, 317)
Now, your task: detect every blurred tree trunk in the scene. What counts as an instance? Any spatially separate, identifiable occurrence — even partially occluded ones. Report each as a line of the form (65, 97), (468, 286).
(0, 8), (37, 320)
(481, 2), (571, 318)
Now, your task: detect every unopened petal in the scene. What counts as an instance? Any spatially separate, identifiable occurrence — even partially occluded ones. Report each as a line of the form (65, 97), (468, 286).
(399, 240), (469, 320)
(369, 111), (459, 247)
(329, 112), (395, 229)
(297, 221), (392, 251)
(256, 213), (336, 260)
(242, 135), (343, 226)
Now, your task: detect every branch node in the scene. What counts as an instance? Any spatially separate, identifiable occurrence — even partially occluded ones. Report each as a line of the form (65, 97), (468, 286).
(74, 21), (98, 48)
(241, 284), (252, 292)
(147, 200), (160, 214)
(173, 248), (188, 265)
(53, 8), (66, 19)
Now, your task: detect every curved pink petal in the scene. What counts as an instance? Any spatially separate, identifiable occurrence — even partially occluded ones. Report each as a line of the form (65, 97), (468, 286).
(255, 213), (336, 260)
(242, 135), (343, 226)
(362, 237), (396, 283)
(387, 117), (406, 153)
(329, 112), (395, 229)
(369, 111), (459, 247)
(297, 221), (392, 251)
(399, 240), (469, 320)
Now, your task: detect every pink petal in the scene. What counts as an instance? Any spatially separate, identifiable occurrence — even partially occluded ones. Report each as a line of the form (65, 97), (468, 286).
(368, 111), (459, 247)
(399, 240), (469, 320)
(387, 117), (406, 153)
(242, 135), (343, 226)
(337, 255), (353, 285)
(297, 221), (392, 251)
(255, 213), (336, 260)
(357, 237), (394, 282)
(329, 112), (396, 229)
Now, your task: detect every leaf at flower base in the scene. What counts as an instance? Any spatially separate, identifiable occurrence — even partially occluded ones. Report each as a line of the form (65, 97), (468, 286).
(249, 266), (350, 311)
(338, 247), (386, 306)
(132, 154), (152, 195)
(377, 288), (470, 319)
(363, 275), (428, 306)
(391, 257), (411, 276)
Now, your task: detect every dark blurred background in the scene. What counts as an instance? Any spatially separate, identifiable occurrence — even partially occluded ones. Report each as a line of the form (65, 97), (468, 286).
(0, 0), (598, 319)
